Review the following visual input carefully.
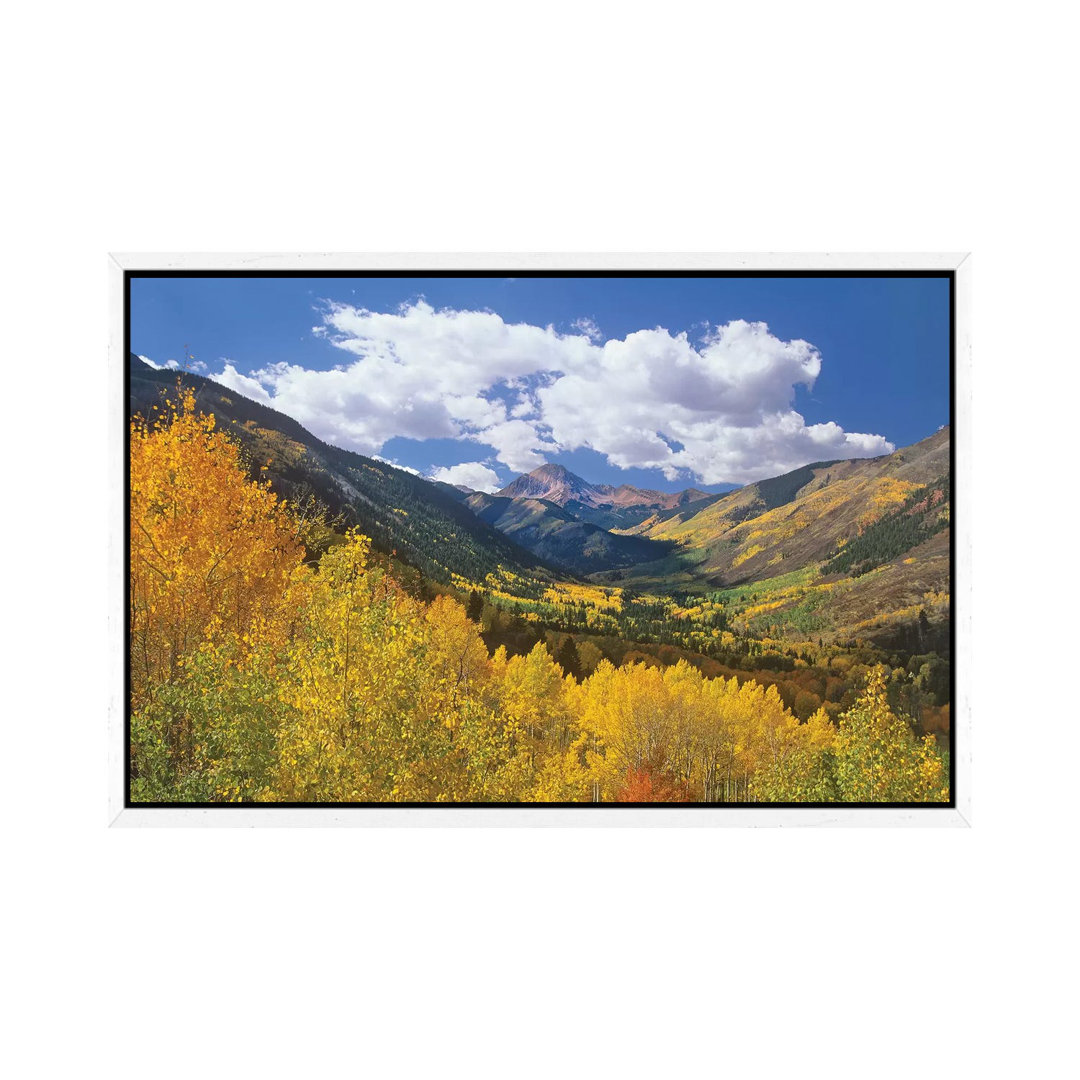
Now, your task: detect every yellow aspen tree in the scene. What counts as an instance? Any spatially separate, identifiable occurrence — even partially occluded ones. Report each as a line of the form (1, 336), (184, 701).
(274, 531), (446, 801)
(576, 661), (679, 801)
(423, 595), (492, 712)
(130, 390), (303, 704)
(833, 666), (948, 802)
(274, 537), (533, 803)
(756, 707), (839, 802)
(129, 390), (305, 797)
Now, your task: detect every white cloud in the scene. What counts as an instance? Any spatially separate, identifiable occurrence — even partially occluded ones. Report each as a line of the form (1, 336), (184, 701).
(471, 418), (555, 473)
(214, 362), (273, 404)
(204, 302), (893, 485)
(429, 461), (502, 493)
(534, 320), (890, 483)
(509, 393), (537, 419)
(571, 316), (602, 342)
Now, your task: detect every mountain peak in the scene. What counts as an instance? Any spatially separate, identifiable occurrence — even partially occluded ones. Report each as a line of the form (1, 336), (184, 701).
(529, 463), (578, 482)
(498, 463), (591, 505)
(497, 463), (713, 512)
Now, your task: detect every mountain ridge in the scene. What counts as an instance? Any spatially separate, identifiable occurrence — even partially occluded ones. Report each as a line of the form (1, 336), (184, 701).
(497, 463), (713, 512)
(128, 354), (558, 586)
(464, 491), (675, 575)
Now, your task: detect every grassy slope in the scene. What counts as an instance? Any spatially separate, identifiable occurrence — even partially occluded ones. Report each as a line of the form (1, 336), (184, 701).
(607, 428), (952, 647)
(624, 428), (949, 582)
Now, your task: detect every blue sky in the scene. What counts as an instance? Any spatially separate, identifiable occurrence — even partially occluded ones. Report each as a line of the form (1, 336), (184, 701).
(131, 274), (950, 493)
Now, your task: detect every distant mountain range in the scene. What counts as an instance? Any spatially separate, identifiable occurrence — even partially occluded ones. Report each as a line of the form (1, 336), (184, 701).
(463, 491), (674, 575)
(495, 463), (723, 533)
(497, 463), (711, 511)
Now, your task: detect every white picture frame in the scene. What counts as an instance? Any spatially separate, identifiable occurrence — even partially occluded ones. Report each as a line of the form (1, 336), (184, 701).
(108, 252), (971, 827)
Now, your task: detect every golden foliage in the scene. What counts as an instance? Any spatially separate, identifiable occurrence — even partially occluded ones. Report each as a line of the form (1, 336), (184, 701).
(130, 398), (948, 805)
(129, 389), (303, 712)
(732, 543), (765, 568)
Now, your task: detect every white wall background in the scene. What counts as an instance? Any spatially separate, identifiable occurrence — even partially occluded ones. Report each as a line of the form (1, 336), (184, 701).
(3, 2), (1075, 1077)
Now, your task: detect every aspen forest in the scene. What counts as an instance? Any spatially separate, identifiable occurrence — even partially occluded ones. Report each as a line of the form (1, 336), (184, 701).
(129, 389), (949, 804)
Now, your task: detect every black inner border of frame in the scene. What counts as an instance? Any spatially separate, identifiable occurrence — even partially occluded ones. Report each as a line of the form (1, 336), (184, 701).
(124, 267), (957, 810)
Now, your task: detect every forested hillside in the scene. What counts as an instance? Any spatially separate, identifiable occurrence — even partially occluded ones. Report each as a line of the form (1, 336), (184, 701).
(600, 428), (951, 650)
(130, 356), (554, 586)
(464, 491), (674, 574)
(622, 427), (949, 579)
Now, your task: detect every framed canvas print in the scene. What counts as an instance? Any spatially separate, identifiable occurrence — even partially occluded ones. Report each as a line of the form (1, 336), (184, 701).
(108, 254), (970, 826)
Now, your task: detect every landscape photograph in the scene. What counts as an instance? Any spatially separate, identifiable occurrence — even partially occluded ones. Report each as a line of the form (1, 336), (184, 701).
(127, 270), (953, 806)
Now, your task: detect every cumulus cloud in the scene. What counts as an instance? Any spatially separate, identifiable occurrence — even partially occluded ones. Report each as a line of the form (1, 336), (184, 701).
(471, 418), (556, 473)
(214, 362), (273, 404)
(429, 461), (502, 493)
(533, 320), (891, 483)
(204, 301), (893, 485)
